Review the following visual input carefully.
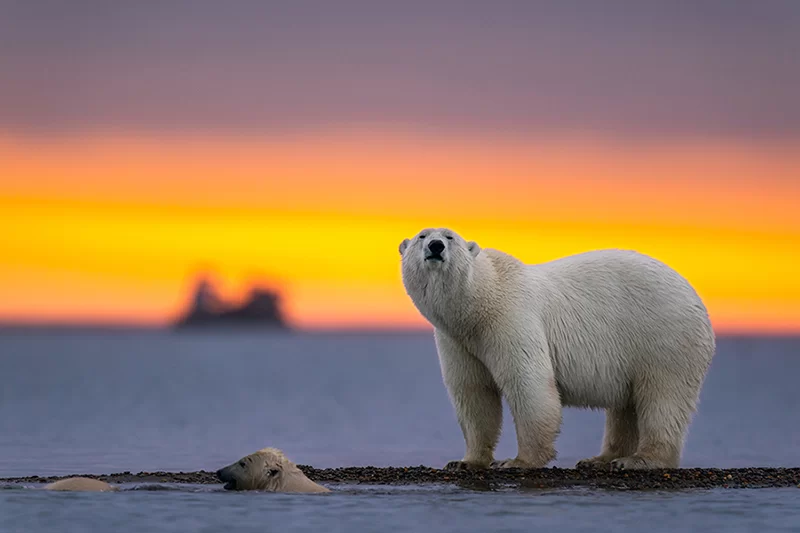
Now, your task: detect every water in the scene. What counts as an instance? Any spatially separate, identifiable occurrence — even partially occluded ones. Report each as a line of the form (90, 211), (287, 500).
(2, 484), (799, 533)
(1, 330), (799, 532)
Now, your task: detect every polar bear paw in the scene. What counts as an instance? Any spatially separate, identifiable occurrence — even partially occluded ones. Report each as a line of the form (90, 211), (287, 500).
(490, 458), (535, 469)
(575, 456), (614, 470)
(444, 460), (489, 471)
(610, 455), (664, 471)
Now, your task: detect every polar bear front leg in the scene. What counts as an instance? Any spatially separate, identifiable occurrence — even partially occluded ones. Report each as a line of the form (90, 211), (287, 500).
(435, 330), (503, 471)
(576, 406), (639, 469)
(490, 345), (562, 469)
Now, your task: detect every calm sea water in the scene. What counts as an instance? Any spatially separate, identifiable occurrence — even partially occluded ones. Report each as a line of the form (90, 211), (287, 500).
(0, 330), (798, 532)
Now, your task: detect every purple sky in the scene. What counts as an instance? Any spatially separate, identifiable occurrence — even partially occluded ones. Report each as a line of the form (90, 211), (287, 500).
(1, 0), (798, 140)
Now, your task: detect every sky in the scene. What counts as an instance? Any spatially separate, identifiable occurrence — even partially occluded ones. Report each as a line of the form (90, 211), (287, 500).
(1, 1), (799, 333)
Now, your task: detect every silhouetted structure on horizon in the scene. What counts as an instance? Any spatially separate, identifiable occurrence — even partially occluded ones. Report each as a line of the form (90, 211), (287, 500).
(173, 276), (289, 330)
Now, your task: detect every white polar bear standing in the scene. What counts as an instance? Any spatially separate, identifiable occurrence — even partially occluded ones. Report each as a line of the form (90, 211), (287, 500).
(399, 227), (715, 471)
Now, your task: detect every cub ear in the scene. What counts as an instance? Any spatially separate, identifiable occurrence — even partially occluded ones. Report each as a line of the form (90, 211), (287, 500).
(398, 238), (410, 256)
(467, 241), (481, 257)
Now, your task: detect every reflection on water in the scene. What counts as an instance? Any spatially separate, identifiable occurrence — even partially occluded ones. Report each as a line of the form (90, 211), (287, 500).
(0, 331), (799, 532)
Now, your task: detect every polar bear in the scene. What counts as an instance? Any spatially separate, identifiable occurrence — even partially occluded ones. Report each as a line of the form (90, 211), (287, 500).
(44, 477), (116, 492)
(399, 227), (715, 471)
(216, 447), (330, 493)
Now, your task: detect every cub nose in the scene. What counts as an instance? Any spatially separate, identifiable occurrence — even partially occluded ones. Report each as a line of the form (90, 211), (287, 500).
(428, 239), (445, 255)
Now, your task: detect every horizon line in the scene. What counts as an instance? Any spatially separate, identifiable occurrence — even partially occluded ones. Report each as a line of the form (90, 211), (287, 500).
(0, 320), (798, 340)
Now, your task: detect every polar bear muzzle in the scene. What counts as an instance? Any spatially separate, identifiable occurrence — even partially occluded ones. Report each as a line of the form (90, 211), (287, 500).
(425, 239), (446, 262)
(215, 464), (239, 490)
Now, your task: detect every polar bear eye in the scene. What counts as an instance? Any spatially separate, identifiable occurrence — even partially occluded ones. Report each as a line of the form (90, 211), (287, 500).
(418, 234), (426, 239)
(445, 236), (453, 240)
(238, 461), (246, 468)
(269, 469), (280, 476)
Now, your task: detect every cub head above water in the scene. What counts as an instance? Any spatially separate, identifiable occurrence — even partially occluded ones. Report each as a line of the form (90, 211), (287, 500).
(216, 447), (329, 493)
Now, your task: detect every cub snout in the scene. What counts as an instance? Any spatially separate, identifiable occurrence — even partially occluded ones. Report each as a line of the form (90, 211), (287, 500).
(216, 466), (237, 490)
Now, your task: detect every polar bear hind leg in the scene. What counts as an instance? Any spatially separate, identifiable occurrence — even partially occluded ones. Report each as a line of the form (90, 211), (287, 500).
(609, 371), (700, 471)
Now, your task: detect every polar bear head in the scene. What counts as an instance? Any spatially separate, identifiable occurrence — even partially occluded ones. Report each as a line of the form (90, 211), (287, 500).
(398, 227), (480, 273)
(399, 228), (484, 331)
(216, 447), (329, 493)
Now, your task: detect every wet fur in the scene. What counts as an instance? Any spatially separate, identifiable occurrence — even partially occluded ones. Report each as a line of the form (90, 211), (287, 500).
(44, 477), (116, 492)
(216, 447), (330, 493)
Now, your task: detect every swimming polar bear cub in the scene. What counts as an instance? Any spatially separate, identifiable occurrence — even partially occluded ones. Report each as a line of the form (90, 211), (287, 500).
(399, 228), (715, 471)
(216, 447), (330, 493)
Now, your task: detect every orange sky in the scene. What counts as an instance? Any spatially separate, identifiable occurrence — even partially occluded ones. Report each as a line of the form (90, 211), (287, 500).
(2, 131), (799, 334)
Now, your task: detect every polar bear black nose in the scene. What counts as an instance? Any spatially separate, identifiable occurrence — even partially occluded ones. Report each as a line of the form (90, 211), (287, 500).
(428, 239), (445, 255)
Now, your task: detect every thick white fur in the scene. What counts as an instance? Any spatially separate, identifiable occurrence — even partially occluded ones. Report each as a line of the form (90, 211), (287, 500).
(399, 227), (715, 471)
(216, 447), (330, 493)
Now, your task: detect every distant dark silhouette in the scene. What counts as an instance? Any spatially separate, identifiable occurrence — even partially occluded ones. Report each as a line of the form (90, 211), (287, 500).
(173, 275), (289, 330)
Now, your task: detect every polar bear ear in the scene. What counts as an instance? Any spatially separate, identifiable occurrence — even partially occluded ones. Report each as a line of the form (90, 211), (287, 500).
(467, 241), (481, 257)
(398, 238), (410, 256)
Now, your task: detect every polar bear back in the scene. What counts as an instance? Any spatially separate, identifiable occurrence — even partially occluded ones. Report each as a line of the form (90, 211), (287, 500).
(44, 477), (116, 492)
(514, 248), (714, 409)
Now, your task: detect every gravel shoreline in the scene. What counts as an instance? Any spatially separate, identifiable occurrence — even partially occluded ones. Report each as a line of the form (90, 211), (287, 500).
(3, 467), (800, 490)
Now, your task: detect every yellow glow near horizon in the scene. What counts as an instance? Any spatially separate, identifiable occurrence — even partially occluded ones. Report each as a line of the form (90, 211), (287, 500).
(1, 132), (799, 333)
